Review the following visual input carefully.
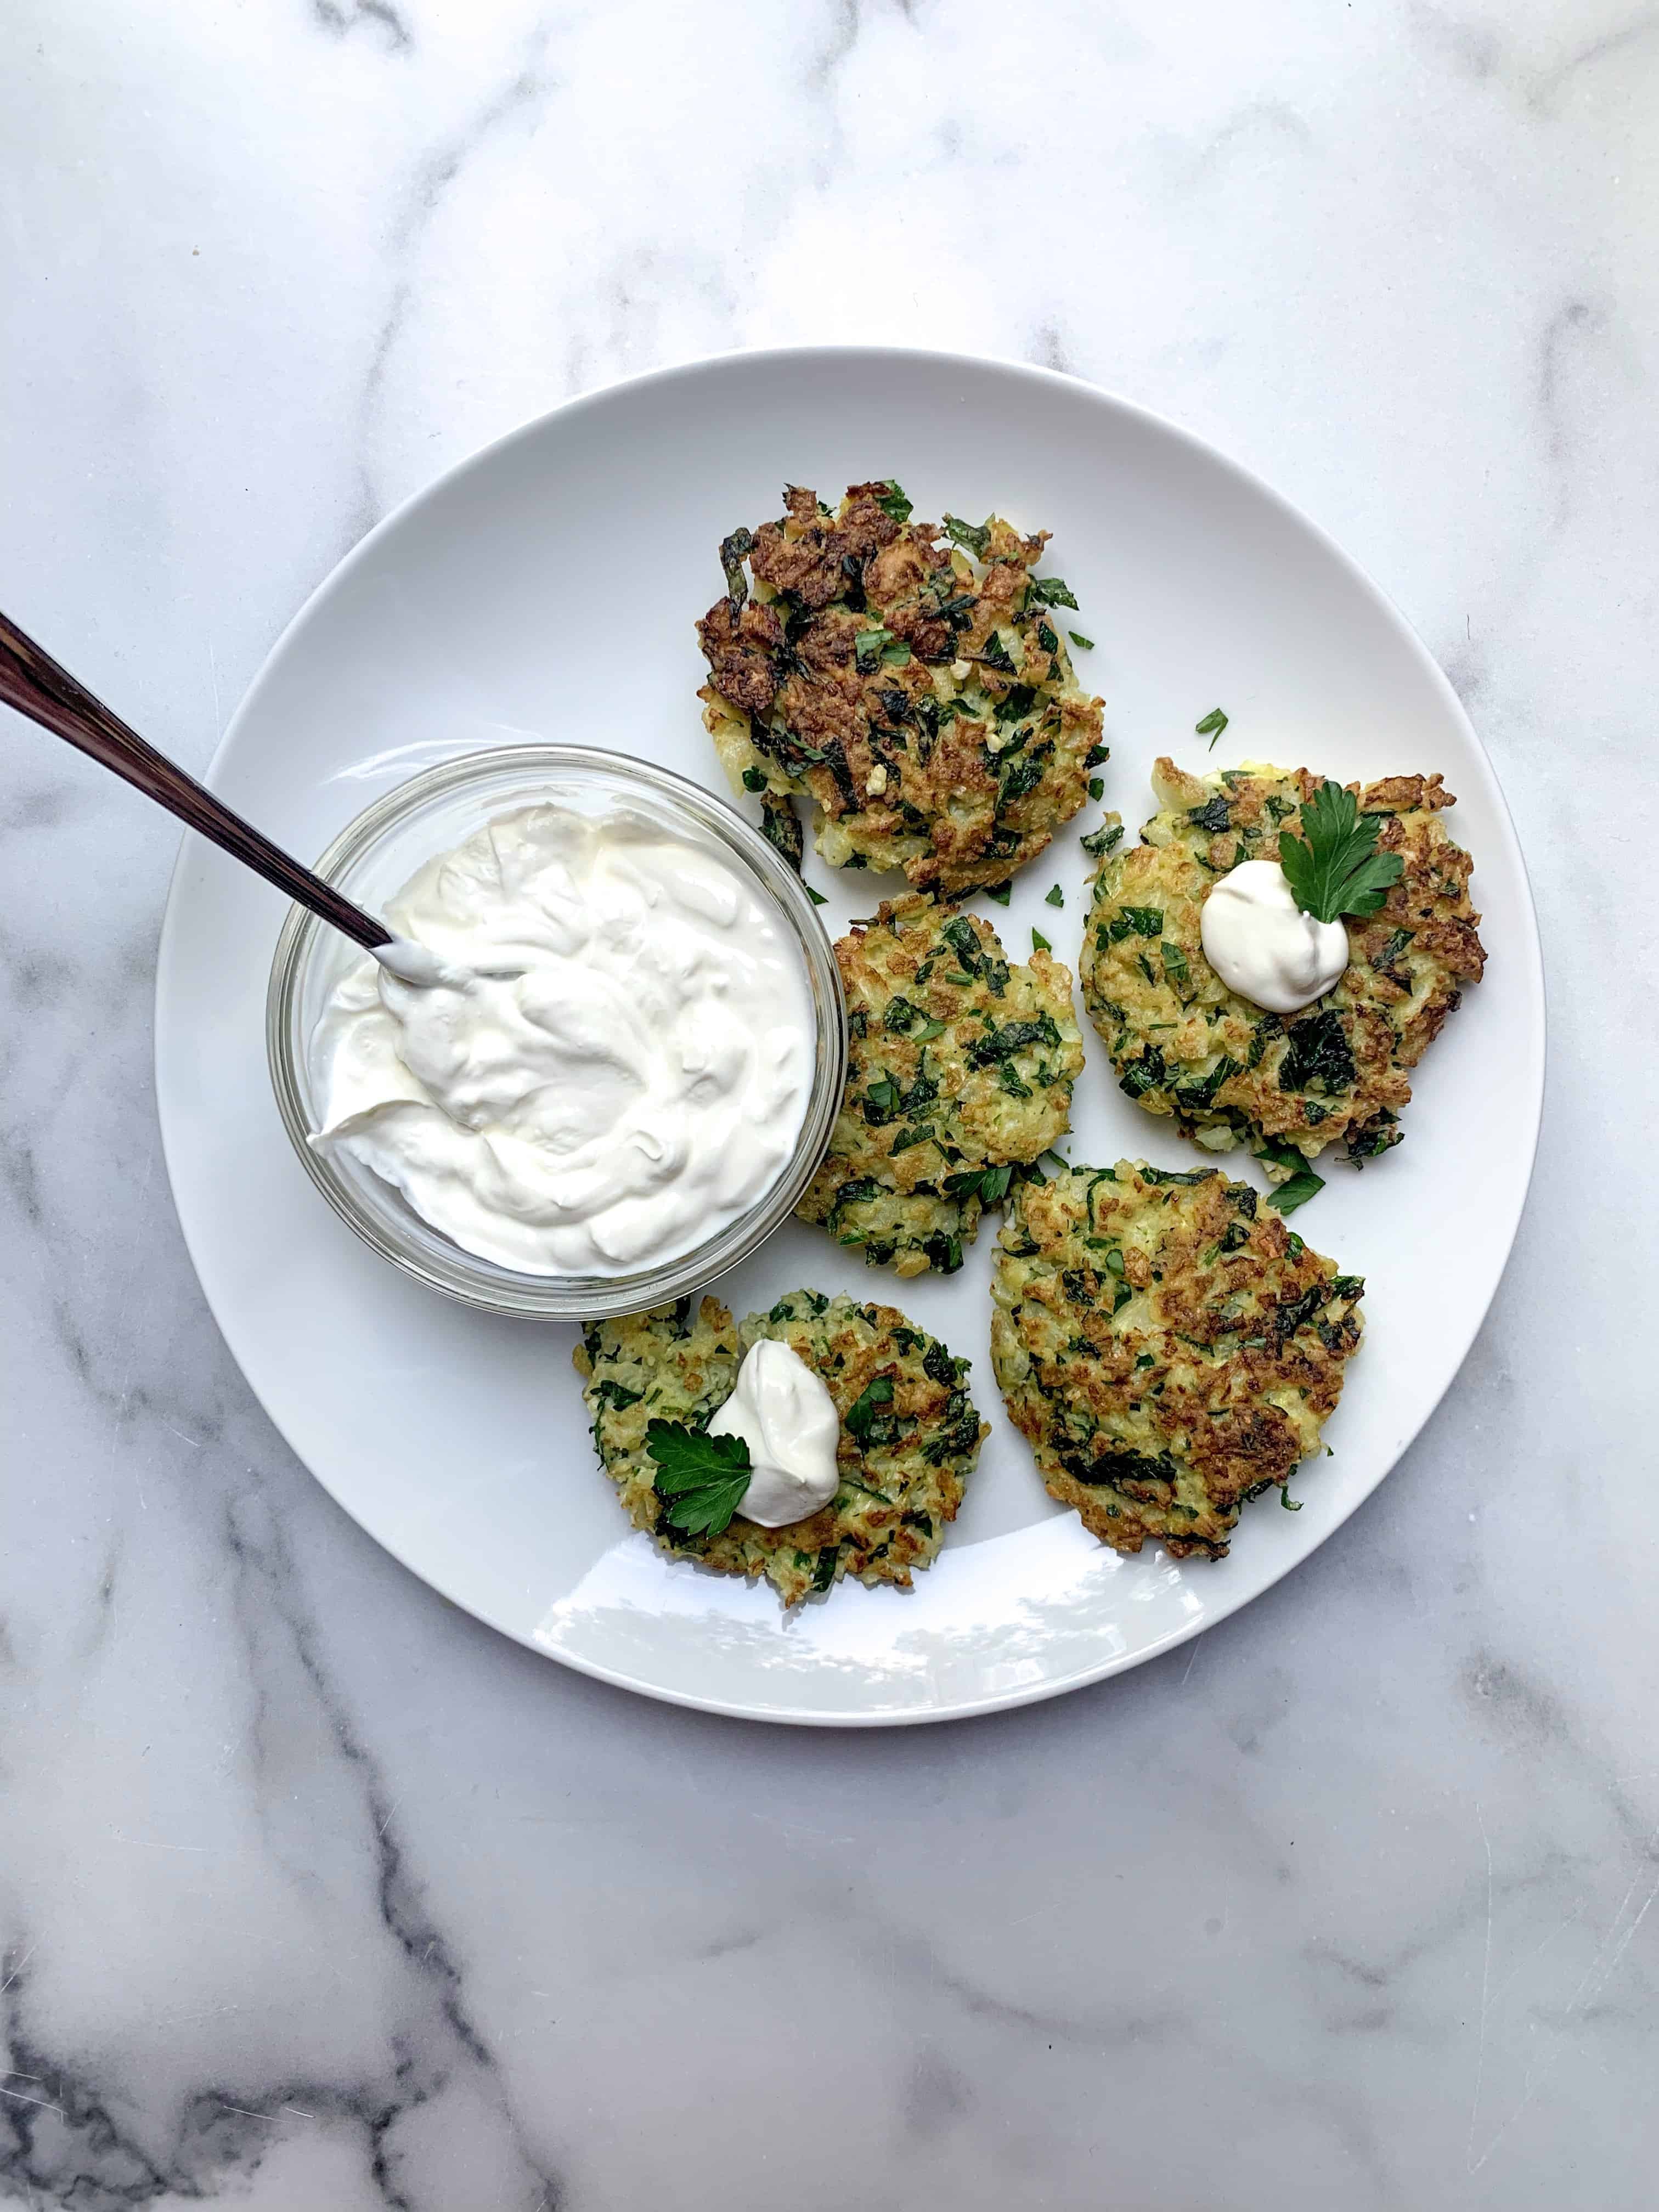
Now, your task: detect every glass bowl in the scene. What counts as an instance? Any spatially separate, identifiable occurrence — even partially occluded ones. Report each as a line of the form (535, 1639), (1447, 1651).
(266, 744), (846, 1319)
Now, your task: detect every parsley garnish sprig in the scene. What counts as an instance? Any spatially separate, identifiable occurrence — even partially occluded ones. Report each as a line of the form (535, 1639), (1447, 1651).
(1278, 780), (1403, 926)
(646, 1420), (752, 1537)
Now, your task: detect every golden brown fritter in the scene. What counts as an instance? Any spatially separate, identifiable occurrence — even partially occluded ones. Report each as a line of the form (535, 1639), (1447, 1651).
(1078, 759), (1486, 1176)
(798, 894), (1084, 1276)
(697, 482), (1105, 896)
(990, 1160), (1364, 1558)
(575, 1289), (986, 1607)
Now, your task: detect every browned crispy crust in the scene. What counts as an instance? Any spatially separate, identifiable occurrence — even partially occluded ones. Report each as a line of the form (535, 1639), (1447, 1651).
(1080, 759), (1486, 1169)
(990, 1161), (1364, 1558)
(747, 481), (903, 607)
(575, 1289), (986, 1606)
(696, 484), (1104, 896)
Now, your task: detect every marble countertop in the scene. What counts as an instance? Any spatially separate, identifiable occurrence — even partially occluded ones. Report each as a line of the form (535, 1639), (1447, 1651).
(3, 3), (1656, 2206)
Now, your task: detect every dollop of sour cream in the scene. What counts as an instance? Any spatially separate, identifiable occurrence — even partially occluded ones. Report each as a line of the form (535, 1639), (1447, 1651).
(708, 1340), (842, 1527)
(309, 803), (813, 1277)
(1199, 859), (1349, 1014)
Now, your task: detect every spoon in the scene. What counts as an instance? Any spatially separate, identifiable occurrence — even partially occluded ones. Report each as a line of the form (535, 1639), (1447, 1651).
(0, 608), (446, 979)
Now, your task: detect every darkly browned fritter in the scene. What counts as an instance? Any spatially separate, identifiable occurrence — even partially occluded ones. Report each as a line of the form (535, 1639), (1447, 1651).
(697, 482), (1105, 896)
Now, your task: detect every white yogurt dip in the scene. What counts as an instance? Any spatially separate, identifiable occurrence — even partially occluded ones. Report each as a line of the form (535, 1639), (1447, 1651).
(708, 1339), (842, 1527)
(1199, 859), (1350, 1014)
(309, 802), (814, 1276)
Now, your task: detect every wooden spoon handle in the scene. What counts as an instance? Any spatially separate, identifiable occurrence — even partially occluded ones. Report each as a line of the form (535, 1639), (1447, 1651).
(0, 608), (390, 951)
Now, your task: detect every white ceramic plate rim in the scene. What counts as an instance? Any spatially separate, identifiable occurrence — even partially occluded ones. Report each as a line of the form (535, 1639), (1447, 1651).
(154, 345), (1545, 1725)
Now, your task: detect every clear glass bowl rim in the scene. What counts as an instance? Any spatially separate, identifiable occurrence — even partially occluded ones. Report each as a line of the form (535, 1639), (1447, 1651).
(265, 742), (847, 1321)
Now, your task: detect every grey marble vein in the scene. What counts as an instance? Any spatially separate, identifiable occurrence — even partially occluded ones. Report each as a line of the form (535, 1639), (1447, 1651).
(313, 0), (415, 57)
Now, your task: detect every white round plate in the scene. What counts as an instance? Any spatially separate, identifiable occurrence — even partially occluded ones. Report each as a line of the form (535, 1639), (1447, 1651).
(155, 348), (1543, 1726)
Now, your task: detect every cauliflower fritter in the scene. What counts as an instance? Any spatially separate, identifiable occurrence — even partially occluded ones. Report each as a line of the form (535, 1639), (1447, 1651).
(799, 894), (1085, 1276)
(575, 1289), (986, 1606)
(697, 482), (1105, 896)
(990, 1160), (1364, 1558)
(1078, 759), (1486, 1173)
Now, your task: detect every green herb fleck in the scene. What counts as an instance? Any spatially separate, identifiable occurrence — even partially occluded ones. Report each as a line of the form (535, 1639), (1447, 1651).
(845, 1374), (895, 1443)
(985, 881), (1012, 906)
(943, 513), (992, 558)
(966, 1014), (1061, 1068)
(719, 526), (754, 610)
(805, 884), (827, 906)
(944, 1161), (1013, 1205)
(1044, 884), (1064, 909)
(998, 753), (1045, 806)
(1278, 1009), (1356, 1095)
(1255, 1136), (1326, 1216)
(875, 480), (913, 523)
(853, 625), (911, 674)
(1195, 707), (1229, 749)
(1173, 1054), (1240, 1111)
(892, 1126), (938, 1158)
(1119, 1046), (1167, 1100)
(1029, 577), (1079, 610)
(1069, 631), (1096, 651)
(1031, 928), (1052, 953)
(864, 1078), (904, 1125)
(759, 792), (803, 872)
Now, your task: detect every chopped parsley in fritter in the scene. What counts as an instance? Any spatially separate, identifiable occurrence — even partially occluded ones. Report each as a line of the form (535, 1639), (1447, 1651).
(991, 1161), (1364, 1559)
(697, 482), (1106, 896)
(574, 1290), (986, 1606)
(1078, 758), (1486, 1178)
(798, 894), (1085, 1275)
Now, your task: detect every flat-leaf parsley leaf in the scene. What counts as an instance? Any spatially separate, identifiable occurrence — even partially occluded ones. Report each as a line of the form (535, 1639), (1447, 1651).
(646, 1420), (752, 1536)
(1278, 780), (1404, 925)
